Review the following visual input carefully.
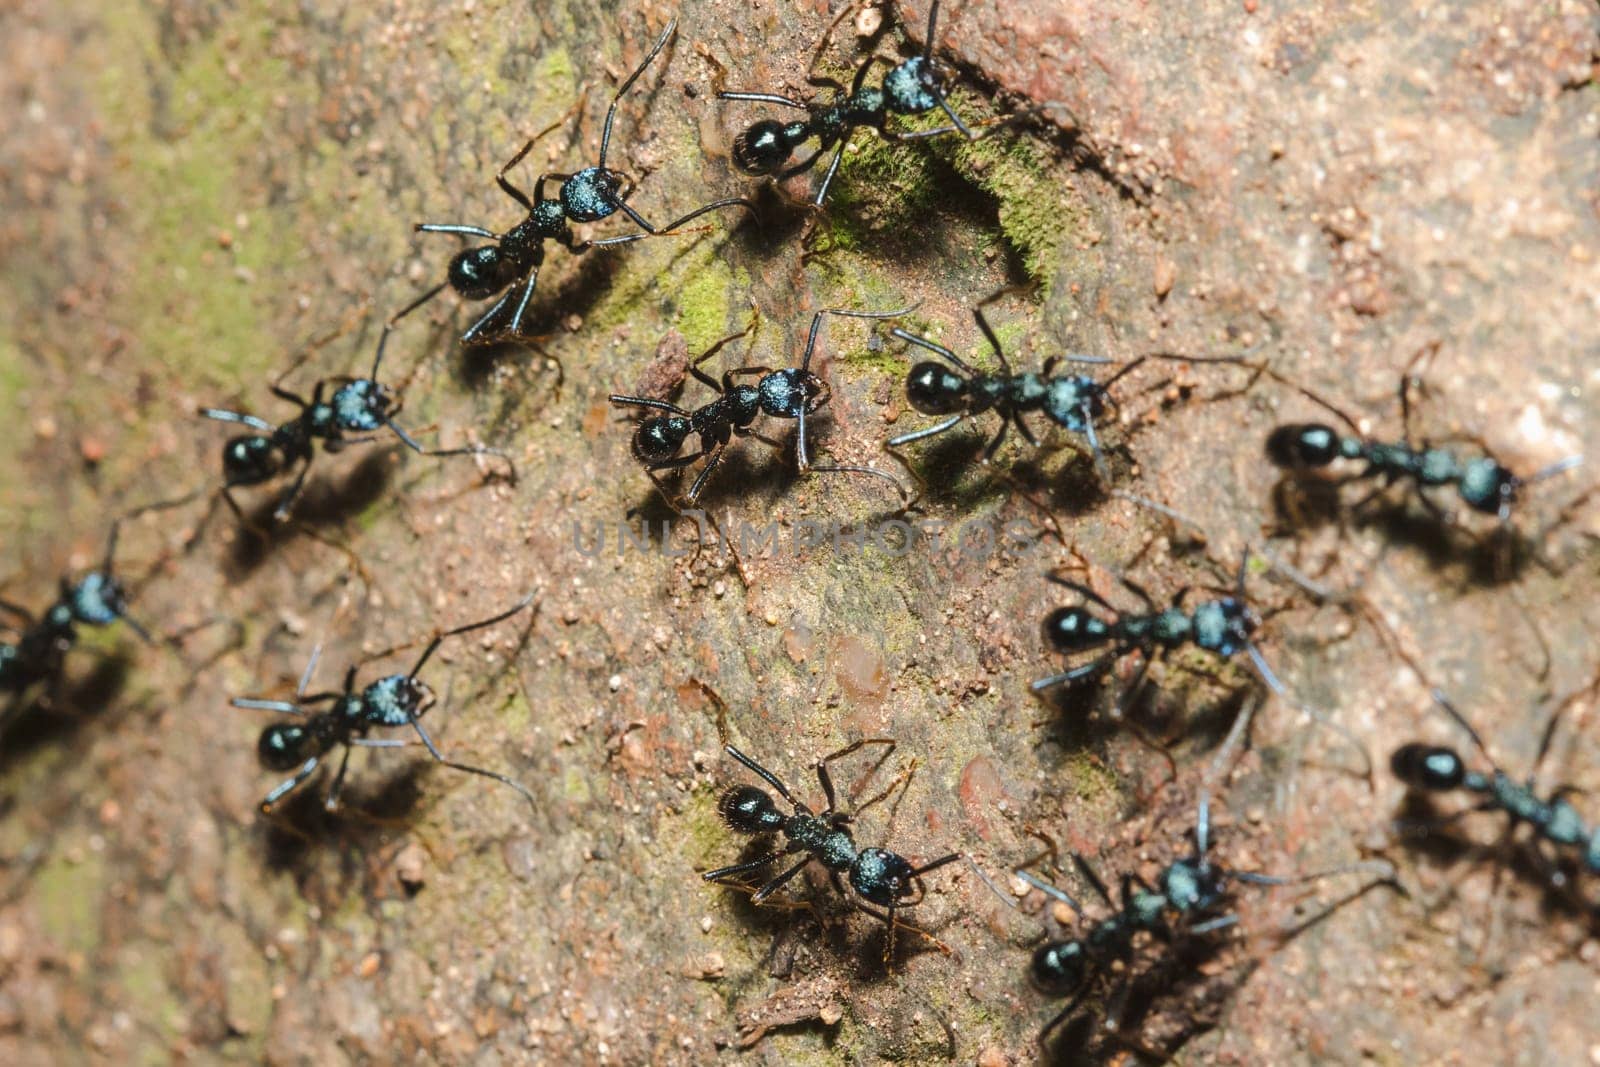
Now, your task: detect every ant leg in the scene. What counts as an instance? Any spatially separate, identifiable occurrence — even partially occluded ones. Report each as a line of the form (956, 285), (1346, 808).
(1037, 989), (1090, 1049)
(461, 285), (521, 345)
(505, 264), (543, 337)
(1398, 341), (1443, 451)
(683, 442), (728, 505)
(403, 712), (539, 814)
(199, 408), (277, 434)
(809, 463), (912, 505)
(751, 855), (817, 904)
(806, 0), (859, 77)
(888, 413), (965, 448)
(980, 417), (1010, 463)
(260, 756), (321, 814)
(702, 846), (796, 885)
(690, 314), (761, 391)
(0, 597), (34, 627)
(322, 745), (354, 811)
(723, 744), (805, 809)
(383, 419), (518, 485)
(496, 103), (585, 207)
(529, 172), (573, 205)
(272, 457), (316, 523)
(811, 136), (852, 207)
(814, 738), (898, 813)
(1070, 852), (1117, 910)
(1031, 656), (1113, 693)
(889, 326), (978, 373)
(717, 90), (810, 110)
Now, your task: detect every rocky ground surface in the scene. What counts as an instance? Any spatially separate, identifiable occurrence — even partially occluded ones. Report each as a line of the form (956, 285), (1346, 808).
(1, 0), (1598, 1063)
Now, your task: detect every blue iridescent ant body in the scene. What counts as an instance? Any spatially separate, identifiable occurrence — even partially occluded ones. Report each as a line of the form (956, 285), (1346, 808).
(719, 1), (1013, 207)
(1393, 688), (1600, 876)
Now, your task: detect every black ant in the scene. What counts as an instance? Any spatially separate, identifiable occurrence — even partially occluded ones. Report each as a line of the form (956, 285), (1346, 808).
(886, 289), (1150, 479)
(1, 518), (154, 719)
(1006, 794), (1393, 1048)
(702, 739), (960, 961)
(230, 593), (538, 814)
(608, 306), (912, 505)
(1265, 345), (1580, 528)
(1392, 683), (1600, 899)
(1032, 549), (1288, 710)
(199, 322), (513, 524)
(403, 18), (756, 343)
(718, 0), (1022, 207)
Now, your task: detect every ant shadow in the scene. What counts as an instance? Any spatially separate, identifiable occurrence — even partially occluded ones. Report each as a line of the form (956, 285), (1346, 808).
(1392, 793), (1598, 926)
(1044, 943), (1255, 1066)
(1269, 480), (1537, 587)
(260, 762), (430, 906)
(221, 449), (396, 582)
(0, 651), (135, 772)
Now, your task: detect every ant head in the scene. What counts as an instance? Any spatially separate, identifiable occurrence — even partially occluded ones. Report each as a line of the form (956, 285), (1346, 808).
(717, 784), (786, 834)
(732, 120), (798, 176)
(447, 245), (515, 300)
(1391, 743), (1465, 791)
(1043, 376), (1107, 433)
(1191, 598), (1258, 657)
(1457, 456), (1517, 516)
(1162, 854), (1227, 914)
(332, 378), (393, 434)
(258, 722), (313, 771)
(848, 847), (918, 907)
(362, 673), (431, 728)
(222, 434), (283, 485)
(559, 166), (624, 224)
(905, 361), (968, 415)
(1042, 606), (1108, 653)
(1266, 423), (1339, 468)
(65, 571), (131, 629)
(883, 55), (941, 115)
(1030, 939), (1087, 995)
(632, 416), (692, 463)
(758, 369), (825, 419)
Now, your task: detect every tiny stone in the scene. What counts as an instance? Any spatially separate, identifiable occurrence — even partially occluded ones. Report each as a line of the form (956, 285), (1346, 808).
(700, 915), (713, 933)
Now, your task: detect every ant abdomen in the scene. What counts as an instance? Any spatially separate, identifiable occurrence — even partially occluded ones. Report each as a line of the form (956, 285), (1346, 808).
(1391, 743), (1465, 791)
(1030, 940), (1088, 995)
(905, 361), (968, 415)
(223, 435), (283, 485)
(447, 246), (515, 300)
(732, 119), (806, 175)
(1043, 606), (1109, 653)
(632, 417), (691, 464)
(258, 723), (313, 772)
(1266, 423), (1340, 468)
(717, 784), (785, 834)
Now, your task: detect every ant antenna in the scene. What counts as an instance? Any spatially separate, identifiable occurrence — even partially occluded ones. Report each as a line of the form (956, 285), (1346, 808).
(1427, 688), (1494, 765)
(599, 18), (677, 169)
(407, 591), (539, 679)
(800, 303), (922, 371)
